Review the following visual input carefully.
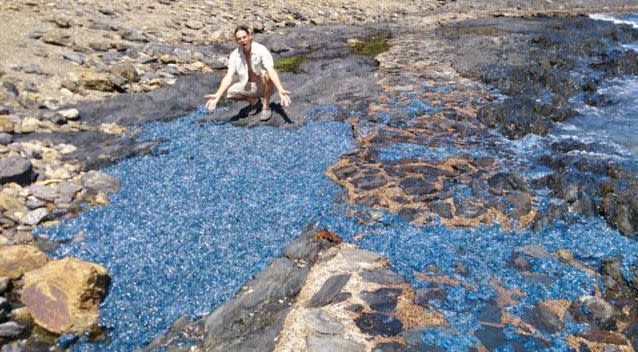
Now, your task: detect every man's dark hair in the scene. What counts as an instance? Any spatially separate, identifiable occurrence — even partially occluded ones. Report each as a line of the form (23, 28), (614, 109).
(234, 25), (251, 36)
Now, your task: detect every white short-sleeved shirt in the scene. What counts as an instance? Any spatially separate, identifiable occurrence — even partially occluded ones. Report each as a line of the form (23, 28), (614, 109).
(227, 42), (274, 84)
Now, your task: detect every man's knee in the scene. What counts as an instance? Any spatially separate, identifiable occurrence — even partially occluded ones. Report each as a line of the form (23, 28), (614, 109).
(261, 72), (271, 84)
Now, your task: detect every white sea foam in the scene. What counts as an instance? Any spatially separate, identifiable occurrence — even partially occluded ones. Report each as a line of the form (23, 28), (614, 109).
(589, 13), (638, 28)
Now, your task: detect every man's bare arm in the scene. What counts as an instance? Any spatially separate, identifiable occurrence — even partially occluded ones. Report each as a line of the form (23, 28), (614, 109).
(266, 67), (291, 107)
(205, 71), (235, 110)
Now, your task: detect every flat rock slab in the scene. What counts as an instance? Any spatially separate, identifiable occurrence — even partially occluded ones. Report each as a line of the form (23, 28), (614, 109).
(307, 335), (365, 352)
(305, 309), (344, 335)
(0, 157), (33, 186)
(360, 269), (405, 285)
(306, 274), (351, 308)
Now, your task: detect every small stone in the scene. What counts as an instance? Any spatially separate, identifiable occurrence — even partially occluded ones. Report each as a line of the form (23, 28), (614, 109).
(0, 322), (24, 338)
(352, 174), (387, 191)
(81, 171), (120, 195)
(120, 28), (149, 43)
(414, 287), (447, 306)
(305, 309), (344, 335)
(98, 6), (116, 15)
(307, 335), (365, 352)
(57, 108), (80, 120)
(0, 245), (48, 280)
(21, 207), (49, 226)
(307, 274), (350, 308)
(354, 312), (403, 337)
(185, 20), (204, 30)
(0, 156), (33, 186)
(109, 62), (139, 83)
(41, 32), (71, 46)
(573, 296), (616, 328)
(454, 198), (486, 218)
(360, 269), (404, 285)
(88, 40), (110, 52)
(53, 16), (72, 28)
(0, 277), (9, 294)
(360, 288), (402, 312)
(0, 133), (12, 145)
(344, 304), (363, 312)
(514, 245), (550, 259)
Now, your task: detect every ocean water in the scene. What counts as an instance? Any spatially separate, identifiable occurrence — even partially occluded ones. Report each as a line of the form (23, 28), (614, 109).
(29, 13), (638, 352)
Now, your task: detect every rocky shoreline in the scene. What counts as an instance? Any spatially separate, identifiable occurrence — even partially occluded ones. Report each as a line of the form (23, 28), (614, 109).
(2, 0), (638, 351)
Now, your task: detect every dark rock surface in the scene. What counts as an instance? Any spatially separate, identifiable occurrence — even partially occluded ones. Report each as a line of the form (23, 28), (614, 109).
(306, 274), (351, 308)
(0, 157), (33, 186)
(354, 312), (403, 337)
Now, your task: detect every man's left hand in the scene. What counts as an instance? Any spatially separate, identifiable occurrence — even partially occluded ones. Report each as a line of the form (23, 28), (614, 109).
(279, 89), (292, 107)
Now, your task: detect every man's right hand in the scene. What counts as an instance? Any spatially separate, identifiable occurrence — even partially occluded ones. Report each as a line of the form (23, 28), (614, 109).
(205, 93), (221, 111)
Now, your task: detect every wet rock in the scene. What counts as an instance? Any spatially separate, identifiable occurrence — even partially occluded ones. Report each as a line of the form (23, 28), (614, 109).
(360, 288), (402, 312)
(478, 302), (502, 324)
(414, 287), (447, 306)
(454, 198), (486, 218)
(352, 174), (387, 191)
(600, 183), (638, 237)
(203, 257), (308, 351)
(21, 257), (110, 334)
(332, 164), (358, 180)
(284, 227), (322, 263)
(430, 200), (453, 219)
(600, 257), (632, 298)
(515, 245), (549, 259)
(307, 335), (365, 352)
(571, 296), (616, 329)
(474, 325), (508, 351)
(0, 245), (48, 279)
(360, 268), (404, 285)
(399, 177), (437, 196)
(354, 312), (402, 337)
(0, 157), (33, 186)
(305, 309), (344, 335)
(527, 301), (564, 334)
(307, 274), (351, 308)
(0, 322), (23, 338)
(488, 173), (528, 195)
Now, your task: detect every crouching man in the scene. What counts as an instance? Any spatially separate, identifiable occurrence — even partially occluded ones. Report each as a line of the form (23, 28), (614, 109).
(205, 25), (292, 121)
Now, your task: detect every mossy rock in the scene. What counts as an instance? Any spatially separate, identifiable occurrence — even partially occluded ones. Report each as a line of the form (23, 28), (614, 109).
(274, 55), (307, 73)
(349, 32), (391, 60)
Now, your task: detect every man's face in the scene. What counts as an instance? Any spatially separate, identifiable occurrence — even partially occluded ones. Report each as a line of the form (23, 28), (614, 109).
(235, 30), (252, 51)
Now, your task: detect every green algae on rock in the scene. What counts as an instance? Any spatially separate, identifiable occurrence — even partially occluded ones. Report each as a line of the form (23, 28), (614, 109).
(274, 55), (308, 73)
(349, 32), (391, 60)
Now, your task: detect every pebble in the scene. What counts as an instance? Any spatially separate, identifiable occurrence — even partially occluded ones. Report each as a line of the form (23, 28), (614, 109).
(0, 157), (33, 186)
(21, 208), (49, 226)
(360, 288), (402, 312)
(340, 248), (382, 263)
(0, 133), (12, 145)
(0, 322), (24, 338)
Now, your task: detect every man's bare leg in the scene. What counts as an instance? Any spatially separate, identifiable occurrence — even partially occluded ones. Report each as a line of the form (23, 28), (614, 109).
(261, 73), (273, 110)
